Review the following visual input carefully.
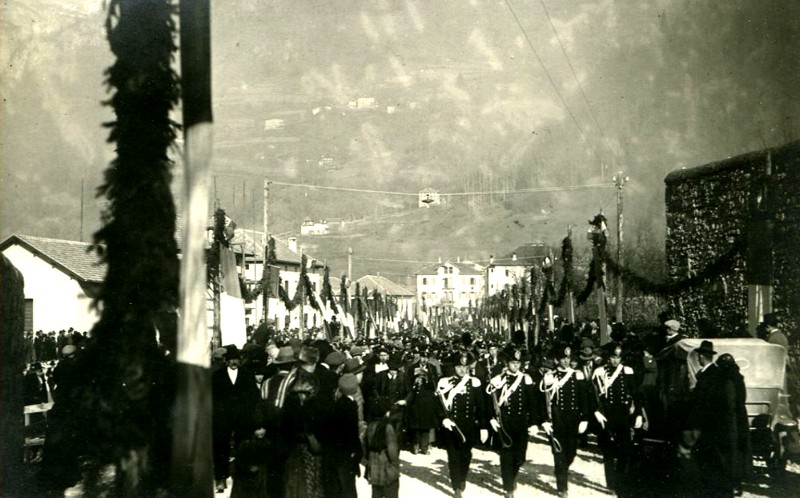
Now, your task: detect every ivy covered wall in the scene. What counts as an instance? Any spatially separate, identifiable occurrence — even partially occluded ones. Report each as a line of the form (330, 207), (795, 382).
(664, 140), (800, 337)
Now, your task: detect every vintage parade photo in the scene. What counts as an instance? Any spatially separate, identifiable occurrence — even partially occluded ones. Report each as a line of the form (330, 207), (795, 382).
(2, 1), (799, 497)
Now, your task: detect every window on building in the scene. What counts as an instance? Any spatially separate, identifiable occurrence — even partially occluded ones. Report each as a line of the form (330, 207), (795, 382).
(443, 278), (450, 289)
(284, 280), (290, 293)
(505, 270), (509, 277)
(423, 277), (427, 285)
(470, 277), (475, 285)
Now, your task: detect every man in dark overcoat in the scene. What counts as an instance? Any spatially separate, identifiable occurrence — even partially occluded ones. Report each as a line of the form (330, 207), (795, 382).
(684, 340), (740, 498)
(436, 350), (489, 498)
(211, 346), (259, 493)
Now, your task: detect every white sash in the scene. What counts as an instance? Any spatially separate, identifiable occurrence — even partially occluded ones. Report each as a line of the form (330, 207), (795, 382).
(440, 375), (471, 411)
(497, 372), (524, 407)
(598, 363), (624, 397)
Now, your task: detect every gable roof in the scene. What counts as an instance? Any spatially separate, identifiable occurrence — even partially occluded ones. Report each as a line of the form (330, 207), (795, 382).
(229, 229), (323, 267)
(349, 275), (415, 297)
(492, 243), (548, 267)
(416, 260), (484, 276)
(0, 234), (106, 283)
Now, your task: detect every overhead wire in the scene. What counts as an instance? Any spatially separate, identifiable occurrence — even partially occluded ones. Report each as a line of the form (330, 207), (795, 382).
(502, 0), (602, 167)
(270, 180), (613, 196)
(537, 0), (617, 166)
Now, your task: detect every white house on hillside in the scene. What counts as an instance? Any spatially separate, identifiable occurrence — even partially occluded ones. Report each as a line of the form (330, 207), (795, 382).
(418, 187), (442, 208)
(300, 217), (329, 236)
(416, 259), (484, 310)
(0, 235), (103, 332)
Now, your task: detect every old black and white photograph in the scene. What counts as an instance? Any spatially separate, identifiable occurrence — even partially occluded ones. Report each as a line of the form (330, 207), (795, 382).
(2, 1), (799, 496)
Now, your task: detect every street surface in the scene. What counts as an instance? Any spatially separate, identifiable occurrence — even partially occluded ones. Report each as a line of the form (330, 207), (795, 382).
(212, 434), (800, 497)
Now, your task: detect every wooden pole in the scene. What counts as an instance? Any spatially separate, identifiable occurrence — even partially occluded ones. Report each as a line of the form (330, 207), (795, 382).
(594, 244), (609, 345)
(299, 247), (305, 336)
(613, 172), (628, 323)
(262, 179), (270, 322)
(171, 0), (213, 496)
(347, 246), (353, 280)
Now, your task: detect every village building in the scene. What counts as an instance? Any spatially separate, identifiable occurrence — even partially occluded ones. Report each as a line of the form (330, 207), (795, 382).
(415, 259), (484, 311)
(232, 232), (326, 331)
(299, 217), (329, 236)
(418, 187), (442, 208)
(349, 275), (416, 330)
(0, 235), (104, 332)
(485, 243), (548, 297)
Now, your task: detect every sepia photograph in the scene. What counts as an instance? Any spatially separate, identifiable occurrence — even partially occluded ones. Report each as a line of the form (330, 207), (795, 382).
(2, 1), (799, 496)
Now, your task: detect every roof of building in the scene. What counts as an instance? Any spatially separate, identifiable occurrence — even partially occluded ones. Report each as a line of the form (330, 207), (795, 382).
(349, 275), (415, 297)
(664, 139), (799, 184)
(491, 243), (548, 267)
(416, 260), (484, 276)
(230, 229), (323, 268)
(0, 234), (106, 283)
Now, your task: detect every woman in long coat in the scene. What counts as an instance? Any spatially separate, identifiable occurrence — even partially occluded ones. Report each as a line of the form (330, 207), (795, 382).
(282, 369), (325, 498)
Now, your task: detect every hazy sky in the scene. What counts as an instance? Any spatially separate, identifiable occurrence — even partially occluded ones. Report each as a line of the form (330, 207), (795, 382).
(2, 0), (798, 244)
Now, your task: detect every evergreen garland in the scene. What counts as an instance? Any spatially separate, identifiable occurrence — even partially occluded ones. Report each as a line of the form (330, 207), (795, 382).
(601, 236), (745, 297)
(78, 0), (180, 494)
(340, 276), (349, 314)
(554, 235), (574, 306)
(321, 266), (338, 314)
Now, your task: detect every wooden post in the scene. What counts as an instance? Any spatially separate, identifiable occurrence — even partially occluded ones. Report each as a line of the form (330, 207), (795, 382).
(262, 179), (270, 322)
(171, 0), (213, 496)
(299, 248), (305, 336)
(347, 246), (353, 280)
(613, 172), (629, 323)
(594, 244), (609, 345)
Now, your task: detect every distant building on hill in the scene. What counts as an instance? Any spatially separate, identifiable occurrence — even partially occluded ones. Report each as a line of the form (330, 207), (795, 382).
(300, 217), (329, 236)
(418, 187), (441, 208)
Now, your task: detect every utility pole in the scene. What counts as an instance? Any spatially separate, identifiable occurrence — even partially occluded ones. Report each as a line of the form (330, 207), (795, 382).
(299, 247), (305, 336)
(79, 178), (85, 242)
(613, 171), (629, 323)
(565, 225), (576, 325)
(347, 246), (353, 280)
(262, 179), (271, 322)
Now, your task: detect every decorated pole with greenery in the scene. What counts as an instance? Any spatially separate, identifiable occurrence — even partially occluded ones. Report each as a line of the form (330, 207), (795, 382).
(587, 213), (610, 344)
(63, 0), (183, 495)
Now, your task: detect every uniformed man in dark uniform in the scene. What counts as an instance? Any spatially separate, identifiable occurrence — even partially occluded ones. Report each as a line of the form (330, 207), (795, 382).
(487, 347), (545, 498)
(540, 344), (590, 498)
(591, 343), (642, 495)
(436, 350), (489, 498)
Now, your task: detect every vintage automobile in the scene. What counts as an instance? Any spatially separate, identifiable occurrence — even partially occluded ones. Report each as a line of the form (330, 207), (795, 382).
(650, 338), (798, 475)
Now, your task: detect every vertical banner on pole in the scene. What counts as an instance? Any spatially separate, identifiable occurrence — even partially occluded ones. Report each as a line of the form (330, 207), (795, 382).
(172, 1), (213, 496)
